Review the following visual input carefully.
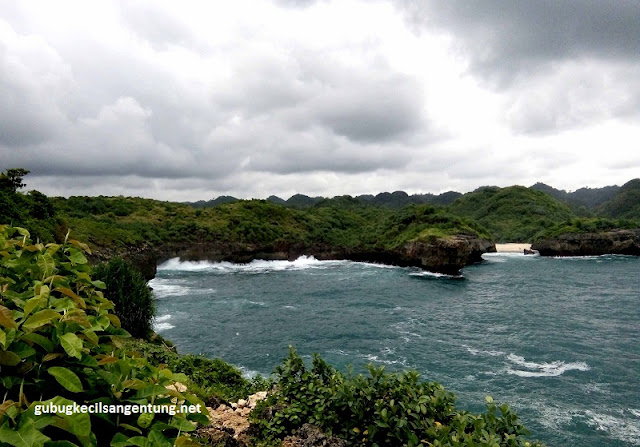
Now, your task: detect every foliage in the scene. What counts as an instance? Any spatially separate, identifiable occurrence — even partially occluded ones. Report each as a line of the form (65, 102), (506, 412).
(0, 226), (207, 446)
(251, 348), (544, 447)
(125, 339), (269, 403)
(0, 169), (30, 193)
(539, 217), (639, 238)
(597, 179), (640, 220)
(92, 258), (155, 339)
(448, 186), (576, 242)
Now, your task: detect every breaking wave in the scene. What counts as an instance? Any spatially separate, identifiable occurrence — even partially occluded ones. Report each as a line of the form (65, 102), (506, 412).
(506, 354), (590, 377)
(157, 255), (346, 274)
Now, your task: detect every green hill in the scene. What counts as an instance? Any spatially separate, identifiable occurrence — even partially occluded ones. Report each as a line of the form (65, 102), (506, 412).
(447, 186), (575, 242)
(598, 178), (640, 219)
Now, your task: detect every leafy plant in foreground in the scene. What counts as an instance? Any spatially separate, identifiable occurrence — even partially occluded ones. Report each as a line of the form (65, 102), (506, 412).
(0, 226), (207, 446)
(251, 348), (544, 447)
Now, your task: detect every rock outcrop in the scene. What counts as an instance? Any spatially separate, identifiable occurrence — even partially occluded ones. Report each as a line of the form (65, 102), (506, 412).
(100, 235), (496, 280)
(532, 229), (640, 256)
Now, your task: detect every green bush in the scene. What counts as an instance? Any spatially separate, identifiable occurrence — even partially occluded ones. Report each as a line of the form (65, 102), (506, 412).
(93, 258), (155, 339)
(0, 226), (207, 446)
(126, 339), (269, 403)
(252, 348), (543, 447)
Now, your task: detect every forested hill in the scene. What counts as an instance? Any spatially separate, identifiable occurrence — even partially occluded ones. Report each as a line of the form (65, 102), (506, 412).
(1, 168), (639, 248)
(189, 190), (462, 209)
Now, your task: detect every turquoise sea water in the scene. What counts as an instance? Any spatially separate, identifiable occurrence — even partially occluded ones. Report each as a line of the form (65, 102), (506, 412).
(150, 253), (640, 447)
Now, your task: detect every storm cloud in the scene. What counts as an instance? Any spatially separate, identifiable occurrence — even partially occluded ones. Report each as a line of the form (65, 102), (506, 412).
(0, 0), (638, 200)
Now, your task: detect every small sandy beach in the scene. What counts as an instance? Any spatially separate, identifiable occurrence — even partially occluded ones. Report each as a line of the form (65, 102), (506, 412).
(495, 243), (532, 253)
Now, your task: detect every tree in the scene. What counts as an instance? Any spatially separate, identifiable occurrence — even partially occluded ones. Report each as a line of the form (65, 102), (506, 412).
(0, 168), (30, 192)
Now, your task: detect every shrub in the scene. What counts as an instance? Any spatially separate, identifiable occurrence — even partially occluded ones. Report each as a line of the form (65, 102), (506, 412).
(251, 347), (544, 447)
(0, 226), (207, 446)
(93, 258), (155, 339)
(126, 339), (269, 403)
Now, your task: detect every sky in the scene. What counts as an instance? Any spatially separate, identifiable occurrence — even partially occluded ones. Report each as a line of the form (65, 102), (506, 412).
(1, 0), (638, 201)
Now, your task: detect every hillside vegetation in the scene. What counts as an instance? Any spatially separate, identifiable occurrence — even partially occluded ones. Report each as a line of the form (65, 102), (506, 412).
(1, 170), (491, 261)
(446, 186), (576, 242)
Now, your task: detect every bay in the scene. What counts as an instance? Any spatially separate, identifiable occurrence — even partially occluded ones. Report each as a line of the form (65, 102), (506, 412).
(150, 253), (640, 447)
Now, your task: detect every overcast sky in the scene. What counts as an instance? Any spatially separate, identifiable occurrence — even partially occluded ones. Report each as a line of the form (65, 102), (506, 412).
(1, 1), (638, 201)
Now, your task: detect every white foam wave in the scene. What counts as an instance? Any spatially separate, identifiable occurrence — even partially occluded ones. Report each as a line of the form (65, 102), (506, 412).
(465, 346), (505, 357)
(584, 410), (640, 445)
(153, 314), (175, 331)
(506, 354), (590, 377)
(408, 270), (460, 279)
(363, 353), (409, 367)
(629, 409), (640, 418)
(157, 255), (345, 274)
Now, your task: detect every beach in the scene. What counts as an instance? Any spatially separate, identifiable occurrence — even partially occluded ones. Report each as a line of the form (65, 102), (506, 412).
(495, 243), (532, 253)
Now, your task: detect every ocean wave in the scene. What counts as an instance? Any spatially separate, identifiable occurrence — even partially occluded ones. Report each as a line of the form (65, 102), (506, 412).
(465, 346), (505, 357)
(408, 270), (462, 279)
(157, 255), (346, 274)
(482, 252), (538, 263)
(149, 283), (193, 297)
(506, 354), (590, 377)
(363, 353), (409, 368)
(153, 314), (175, 331)
(584, 410), (640, 445)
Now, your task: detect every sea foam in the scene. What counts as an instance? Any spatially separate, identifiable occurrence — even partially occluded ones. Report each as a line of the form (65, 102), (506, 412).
(157, 255), (345, 274)
(506, 354), (590, 377)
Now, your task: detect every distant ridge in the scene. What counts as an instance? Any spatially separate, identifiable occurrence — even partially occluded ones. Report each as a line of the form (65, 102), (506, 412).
(530, 182), (620, 212)
(187, 190), (462, 209)
(186, 180), (640, 222)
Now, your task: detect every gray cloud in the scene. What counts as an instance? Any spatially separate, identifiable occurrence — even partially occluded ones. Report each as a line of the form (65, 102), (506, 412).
(0, 1), (638, 201)
(398, 1), (640, 135)
(401, 1), (640, 81)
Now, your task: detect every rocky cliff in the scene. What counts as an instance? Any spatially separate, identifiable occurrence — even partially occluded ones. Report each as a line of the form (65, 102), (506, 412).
(92, 235), (496, 280)
(532, 229), (640, 257)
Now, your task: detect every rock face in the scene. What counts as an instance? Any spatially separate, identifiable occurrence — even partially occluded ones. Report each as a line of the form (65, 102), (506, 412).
(107, 235), (496, 280)
(532, 229), (640, 256)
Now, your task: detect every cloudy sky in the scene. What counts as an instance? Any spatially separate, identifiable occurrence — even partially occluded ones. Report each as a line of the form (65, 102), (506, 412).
(1, 1), (638, 201)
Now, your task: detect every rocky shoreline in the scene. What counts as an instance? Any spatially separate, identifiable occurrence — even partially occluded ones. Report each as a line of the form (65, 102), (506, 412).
(532, 229), (640, 257)
(89, 235), (497, 280)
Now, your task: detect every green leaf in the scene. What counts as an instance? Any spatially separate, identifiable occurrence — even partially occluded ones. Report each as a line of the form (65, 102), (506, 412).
(67, 249), (87, 265)
(48, 367), (84, 393)
(37, 253), (56, 278)
(60, 333), (83, 359)
(24, 296), (46, 317)
(44, 441), (80, 447)
(0, 420), (50, 447)
(0, 328), (5, 349)
(168, 417), (196, 432)
(44, 397), (92, 438)
(123, 437), (151, 447)
(135, 385), (169, 399)
(22, 309), (60, 330)
(91, 280), (106, 289)
(0, 350), (21, 366)
(0, 305), (17, 329)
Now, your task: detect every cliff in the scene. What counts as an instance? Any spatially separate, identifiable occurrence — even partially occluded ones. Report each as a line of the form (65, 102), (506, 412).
(532, 229), (640, 256)
(93, 235), (496, 280)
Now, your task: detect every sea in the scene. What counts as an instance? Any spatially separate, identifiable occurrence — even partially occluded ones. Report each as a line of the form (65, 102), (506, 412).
(149, 252), (640, 447)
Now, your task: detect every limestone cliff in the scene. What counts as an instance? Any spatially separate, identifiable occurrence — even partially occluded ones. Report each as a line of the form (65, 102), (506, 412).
(92, 235), (496, 280)
(532, 229), (640, 257)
